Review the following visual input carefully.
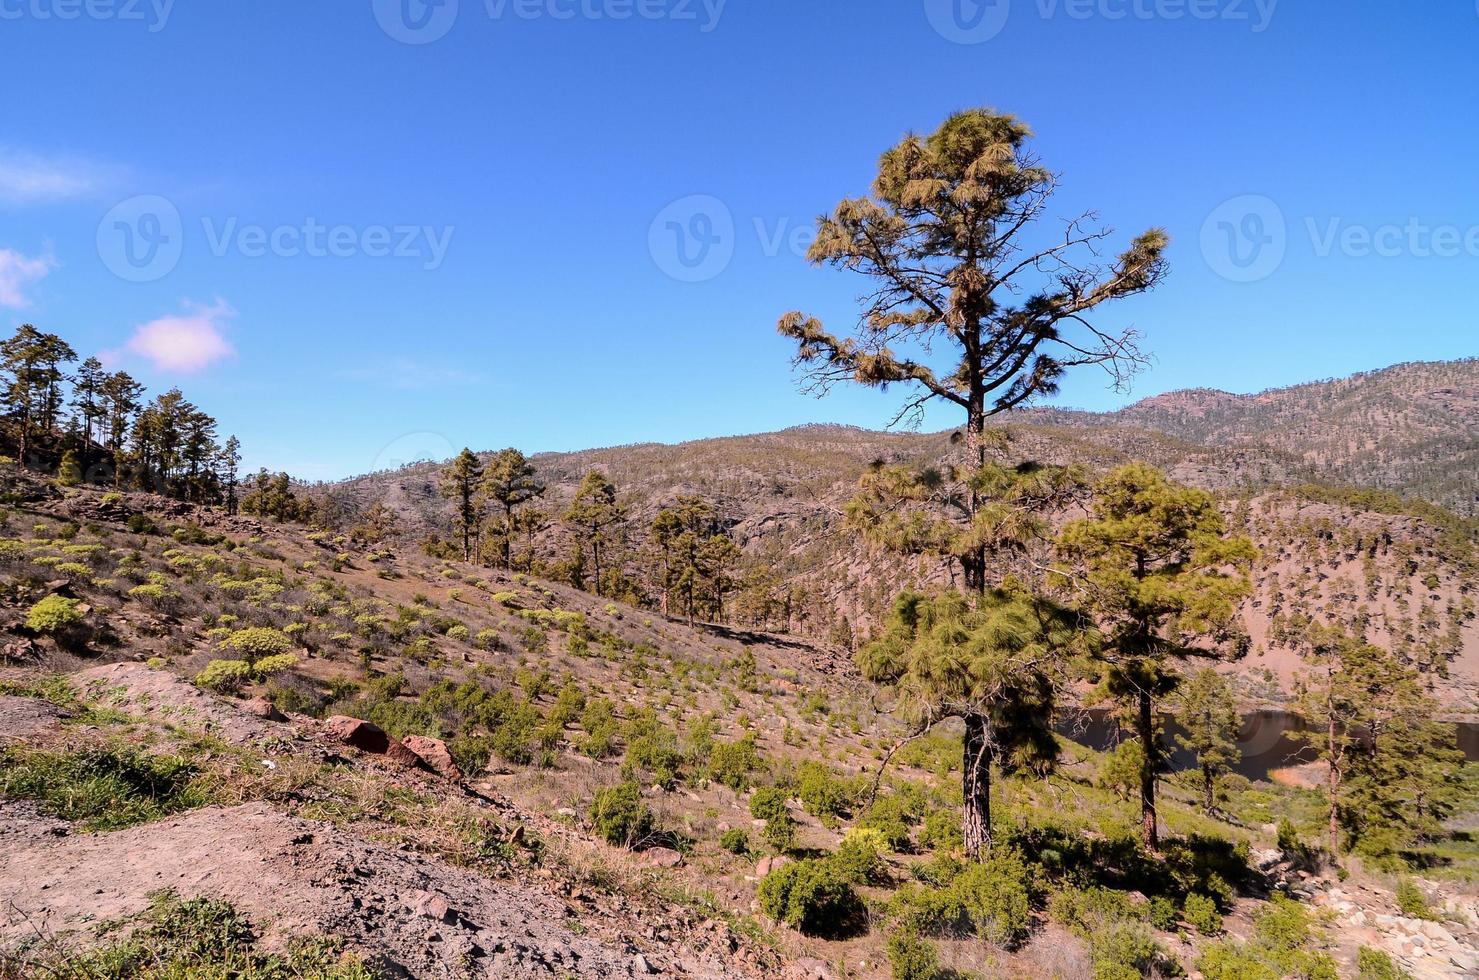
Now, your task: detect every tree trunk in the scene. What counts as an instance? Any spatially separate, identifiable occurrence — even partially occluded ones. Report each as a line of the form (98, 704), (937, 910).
(1137, 688), (1159, 851)
(964, 404), (987, 594)
(962, 712), (992, 861)
(1327, 715), (1341, 855)
(1202, 763), (1215, 812)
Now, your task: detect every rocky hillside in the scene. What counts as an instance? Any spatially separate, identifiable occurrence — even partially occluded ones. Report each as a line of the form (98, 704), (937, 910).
(2, 474), (1477, 979)
(316, 361), (1479, 712)
(2, 473), (1479, 975)
(1034, 358), (1479, 516)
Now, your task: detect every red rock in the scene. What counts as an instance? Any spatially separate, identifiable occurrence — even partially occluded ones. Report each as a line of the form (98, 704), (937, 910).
(242, 697), (285, 722)
(385, 739), (422, 768)
(640, 847), (683, 868)
(324, 715), (391, 753)
(408, 889), (454, 922)
(402, 735), (463, 780)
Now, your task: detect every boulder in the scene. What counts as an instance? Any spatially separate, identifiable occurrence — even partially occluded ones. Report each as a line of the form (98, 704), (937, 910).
(402, 735), (463, 780)
(755, 855), (790, 878)
(325, 715), (391, 753)
(407, 889), (454, 922)
(242, 697), (285, 722)
(640, 847), (683, 868)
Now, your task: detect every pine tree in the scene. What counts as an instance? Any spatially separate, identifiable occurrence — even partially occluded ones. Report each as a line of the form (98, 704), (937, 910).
(650, 496), (738, 622)
(440, 449), (484, 562)
(858, 587), (1081, 859)
(1, 324), (76, 467)
(777, 108), (1167, 592)
(71, 356), (106, 448)
(100, 370), (144, 486)
(219, 436), (242, 514)
(1292, 625), (1464, 856)
(1058, 463), (1255, 850)
(564, 471), (623, 597)
(1174, 668), (1241, 813)
(482, 448), (544, 569)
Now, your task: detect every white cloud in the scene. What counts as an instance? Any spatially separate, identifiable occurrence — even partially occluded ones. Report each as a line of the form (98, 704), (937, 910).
(0, 149), (105, 204)
(0, 247), (57, 308)
(120, 299), (236, 373)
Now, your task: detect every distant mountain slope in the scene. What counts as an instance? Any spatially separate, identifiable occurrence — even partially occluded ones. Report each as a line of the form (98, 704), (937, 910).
(1031, 358), (1479, 515)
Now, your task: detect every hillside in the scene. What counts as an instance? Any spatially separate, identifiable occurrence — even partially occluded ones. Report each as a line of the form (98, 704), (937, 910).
(1, 473), (1477, 979)
(1034, 358), (1479, 516)
(317, 361), (1479, 713)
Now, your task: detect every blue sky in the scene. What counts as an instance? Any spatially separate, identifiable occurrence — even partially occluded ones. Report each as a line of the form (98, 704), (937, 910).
(0, 0), (1475, 479)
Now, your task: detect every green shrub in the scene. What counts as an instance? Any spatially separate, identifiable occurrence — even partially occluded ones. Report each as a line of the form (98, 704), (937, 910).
(757, 858), (860, 937)
(25, 595), (84, 634)
(0, 745), (211, 830)
(750, 786), (796, 853)
(1197, 942), (1278, 980)
(797, 761), (859, 826)
(858, 794), (913, 852)
(446, 624), (470, 642)
(589, 782), (654, 848)
(196, 659), (255, 693)
(128, 582), (177, 609)
(1048, 885), (1140, 935)
(623, 717), (684, 789)
(219, 627), (295, 660)
(918, 808), (963, 852)
(1092, 923), (1169, 980)
(252, 652), (298, 677)
(1185, 892), (1223, 935)
(886, 927), (939, 980)
(719, 828), (749, 854)
(1395, 879), (1436, 920)
(1147, 895), (1179, 931)
(832, 827), (889, 884)
(893, 850), (1033, 948)
(1198, 896), (1338, 980)
(1356, 946), (1412, 980)
(708, 734), (761, 791)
